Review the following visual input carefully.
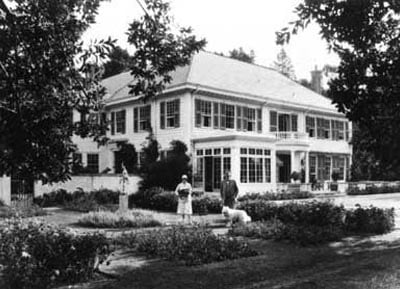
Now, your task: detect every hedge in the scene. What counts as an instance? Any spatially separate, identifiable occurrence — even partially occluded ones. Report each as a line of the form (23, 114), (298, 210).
(347, 184), (400, 195)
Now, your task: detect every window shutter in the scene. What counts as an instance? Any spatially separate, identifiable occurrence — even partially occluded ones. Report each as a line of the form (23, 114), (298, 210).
(220, 103), (226, 129)
(213, 102), (219, 128)
(133, 107), (138, 132)
(160, 102), (165, 129)
(80, 112), (87, 123)
(345, 122), (349, 141)
(174, 99), (180, 128)
(236, 106), (242, 131)
(257, 109), (262, 133)
(291, 114), (298, 132)
(242, 107), (248, 131)
(147, 105), (151, 131)
(270, 111), (277, 132)
(195, 99), (201, 127)
(111, 112), (115, 135)
(121, 110), (126, 134)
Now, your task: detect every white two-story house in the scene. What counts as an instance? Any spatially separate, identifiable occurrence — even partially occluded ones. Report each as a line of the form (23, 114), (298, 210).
(74, 51), (352, 193)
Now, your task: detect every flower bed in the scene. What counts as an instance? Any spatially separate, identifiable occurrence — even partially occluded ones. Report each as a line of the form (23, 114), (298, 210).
(116, 225), (257, 266)
(0, 204), (46, 219)
(77, 210), (162, 228)
(0, 220), (110, 289)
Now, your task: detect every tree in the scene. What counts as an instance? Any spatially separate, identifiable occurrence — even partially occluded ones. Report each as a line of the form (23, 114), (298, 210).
(127, 0), (206, 101)
(116, 142), (138, 174)
(299, 78), (312, 89)
(0, 0), (113, 183)
(272, 48), (296, 80)
(0, 0), (205, 184)
(140, 130), (160, 172)
(228, 47), (255, 63)
(140, 140), (190, 190)
(102, 46), (134, 79)
(277, 0), (400, 180)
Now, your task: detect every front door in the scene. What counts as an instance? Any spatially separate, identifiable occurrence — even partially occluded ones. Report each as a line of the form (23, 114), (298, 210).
(277, 154), (291, 183)
(204, 156), (213, 192)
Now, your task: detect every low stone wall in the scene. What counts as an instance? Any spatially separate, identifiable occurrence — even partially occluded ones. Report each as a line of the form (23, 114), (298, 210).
(34, 174), (141, 197)
(0, 176), (11, 205)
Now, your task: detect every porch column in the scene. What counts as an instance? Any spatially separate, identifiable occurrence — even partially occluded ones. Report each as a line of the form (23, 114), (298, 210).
(0, 175), (11, 206)
(231, 146), (241, 186)
(305, 151), (310, 183)
(290, 150), (295, 174)
(271, 149), (277, 190)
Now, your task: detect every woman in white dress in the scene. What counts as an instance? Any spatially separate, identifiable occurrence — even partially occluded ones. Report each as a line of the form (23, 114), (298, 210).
(175, 174), (193, 224)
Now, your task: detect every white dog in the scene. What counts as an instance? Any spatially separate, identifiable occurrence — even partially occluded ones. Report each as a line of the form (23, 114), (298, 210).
(221, 206), (252, 225)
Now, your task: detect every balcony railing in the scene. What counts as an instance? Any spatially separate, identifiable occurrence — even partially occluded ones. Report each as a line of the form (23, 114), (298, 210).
(275, 132), (309, 140)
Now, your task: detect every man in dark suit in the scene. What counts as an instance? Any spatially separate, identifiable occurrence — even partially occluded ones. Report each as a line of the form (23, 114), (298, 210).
(220, 170), (239, 208)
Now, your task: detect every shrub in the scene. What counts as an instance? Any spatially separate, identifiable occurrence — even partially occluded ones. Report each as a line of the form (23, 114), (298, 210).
(34, 189), (120, 212)
(117, 225), (257, 265)
(229, 220), (284, 239)
(0, 220), (110, 289)
(347, 184), (400, 195)
(345, 205), (395, 234)
(129, 187), (222, 214)
(237, 191), (313, 202)
(77, 210), (162, 228)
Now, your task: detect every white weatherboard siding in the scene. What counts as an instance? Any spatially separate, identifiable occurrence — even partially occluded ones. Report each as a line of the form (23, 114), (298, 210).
(71, 51), (352, 193)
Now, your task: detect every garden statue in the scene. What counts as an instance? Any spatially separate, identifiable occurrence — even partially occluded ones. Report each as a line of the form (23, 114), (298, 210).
(119, 163), (129, 212)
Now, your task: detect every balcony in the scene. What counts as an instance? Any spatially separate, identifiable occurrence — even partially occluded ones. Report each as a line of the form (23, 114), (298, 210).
(275, 132), (309, 140)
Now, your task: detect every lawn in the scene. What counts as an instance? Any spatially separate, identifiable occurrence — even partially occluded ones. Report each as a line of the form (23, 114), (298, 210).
(90, 237), (400, 289)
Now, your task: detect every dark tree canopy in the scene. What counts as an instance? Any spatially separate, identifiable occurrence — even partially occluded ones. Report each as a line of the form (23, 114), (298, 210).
(272, 48), (296, 80)
(228, 47), (255, 63)
(0, 0), (112, 183)
(102, 46), (134, 79)
(278, 0), (400, 180)
(128, 0), (206, 101)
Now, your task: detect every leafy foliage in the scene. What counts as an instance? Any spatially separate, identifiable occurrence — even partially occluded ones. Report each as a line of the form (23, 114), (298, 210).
(0, 0), (113, 183)
(272, 48), (296, 80)
(277, 1), (400, 180)
(347, 183), (400, 195)
(140, 140), (191, 190)
(127, 0), (206, 101)
(116, 225), (257, 266)
(228, 47), (255, 63)
(0, 220), (110, 289)
(115, 142), (138, 173)
(102, 46), (134, 79)
(237, 191), (313, 202)
(77, 210), (161, 228)
(129, 187), (222, 214)
(0, 203), (46, 219)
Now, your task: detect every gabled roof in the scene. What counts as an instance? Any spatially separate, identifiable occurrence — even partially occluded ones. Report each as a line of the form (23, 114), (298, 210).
(102, 51), (338, 113)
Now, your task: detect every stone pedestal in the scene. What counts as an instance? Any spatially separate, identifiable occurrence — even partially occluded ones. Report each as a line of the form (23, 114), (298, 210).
(119, 194), (129, 212)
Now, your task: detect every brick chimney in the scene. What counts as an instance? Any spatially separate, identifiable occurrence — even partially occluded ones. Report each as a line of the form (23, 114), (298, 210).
(310, 65), (323, 94)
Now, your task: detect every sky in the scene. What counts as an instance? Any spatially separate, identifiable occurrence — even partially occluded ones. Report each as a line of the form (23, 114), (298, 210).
(83, 0), (340, 81)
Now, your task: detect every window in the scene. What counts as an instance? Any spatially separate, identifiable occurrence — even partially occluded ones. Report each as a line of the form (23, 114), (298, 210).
(240, 147), (271, 183)
(323, 119), (331, 139)
(240, 157), (248, 183)
(195, 99), (212, 127)
(133, 105), (151, 132)
(306, 116), (316, 137)
(225, 104), (235, 129)
(213, 157), (222, 189)
(87, 153), (99, 174)
(247, 108), (256, 131)
(332, 156), (345, 180)
(291, 114), (298, 132)
(223, 148), (231, 154)
(270, 111), (277, 132)
(214, 148), (221, 155)
(110, 112), (115, 135)
(160, 99), (180, 129)
(223, 157), (231, 175)
(236, 106), (242, 130)
(317, 118), (325, 139)
(309, 155), (317, 182)
(115, 110), (126, 134)
(331, 120), (345, 140)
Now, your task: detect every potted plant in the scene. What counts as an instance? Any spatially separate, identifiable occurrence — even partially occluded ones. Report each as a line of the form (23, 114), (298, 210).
(330, 170), (340, 191)
(290, 171), (301, 184)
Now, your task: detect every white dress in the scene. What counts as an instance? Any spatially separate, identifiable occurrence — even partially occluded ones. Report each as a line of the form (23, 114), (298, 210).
(175, 182), (193, 215)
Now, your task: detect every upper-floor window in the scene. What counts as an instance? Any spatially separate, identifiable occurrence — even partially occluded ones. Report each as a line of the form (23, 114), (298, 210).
(195, 99), (212, 127)
(237, 106), (262, 132)
(306, 116), (316, 137)
(110, 110), (126, 135)
(308, 115), (349, 141)
(160, 99), (180, 129)
(133, 105), (151, 132)
(270, 111), (298, 132)
(222, 104), (235, 129)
